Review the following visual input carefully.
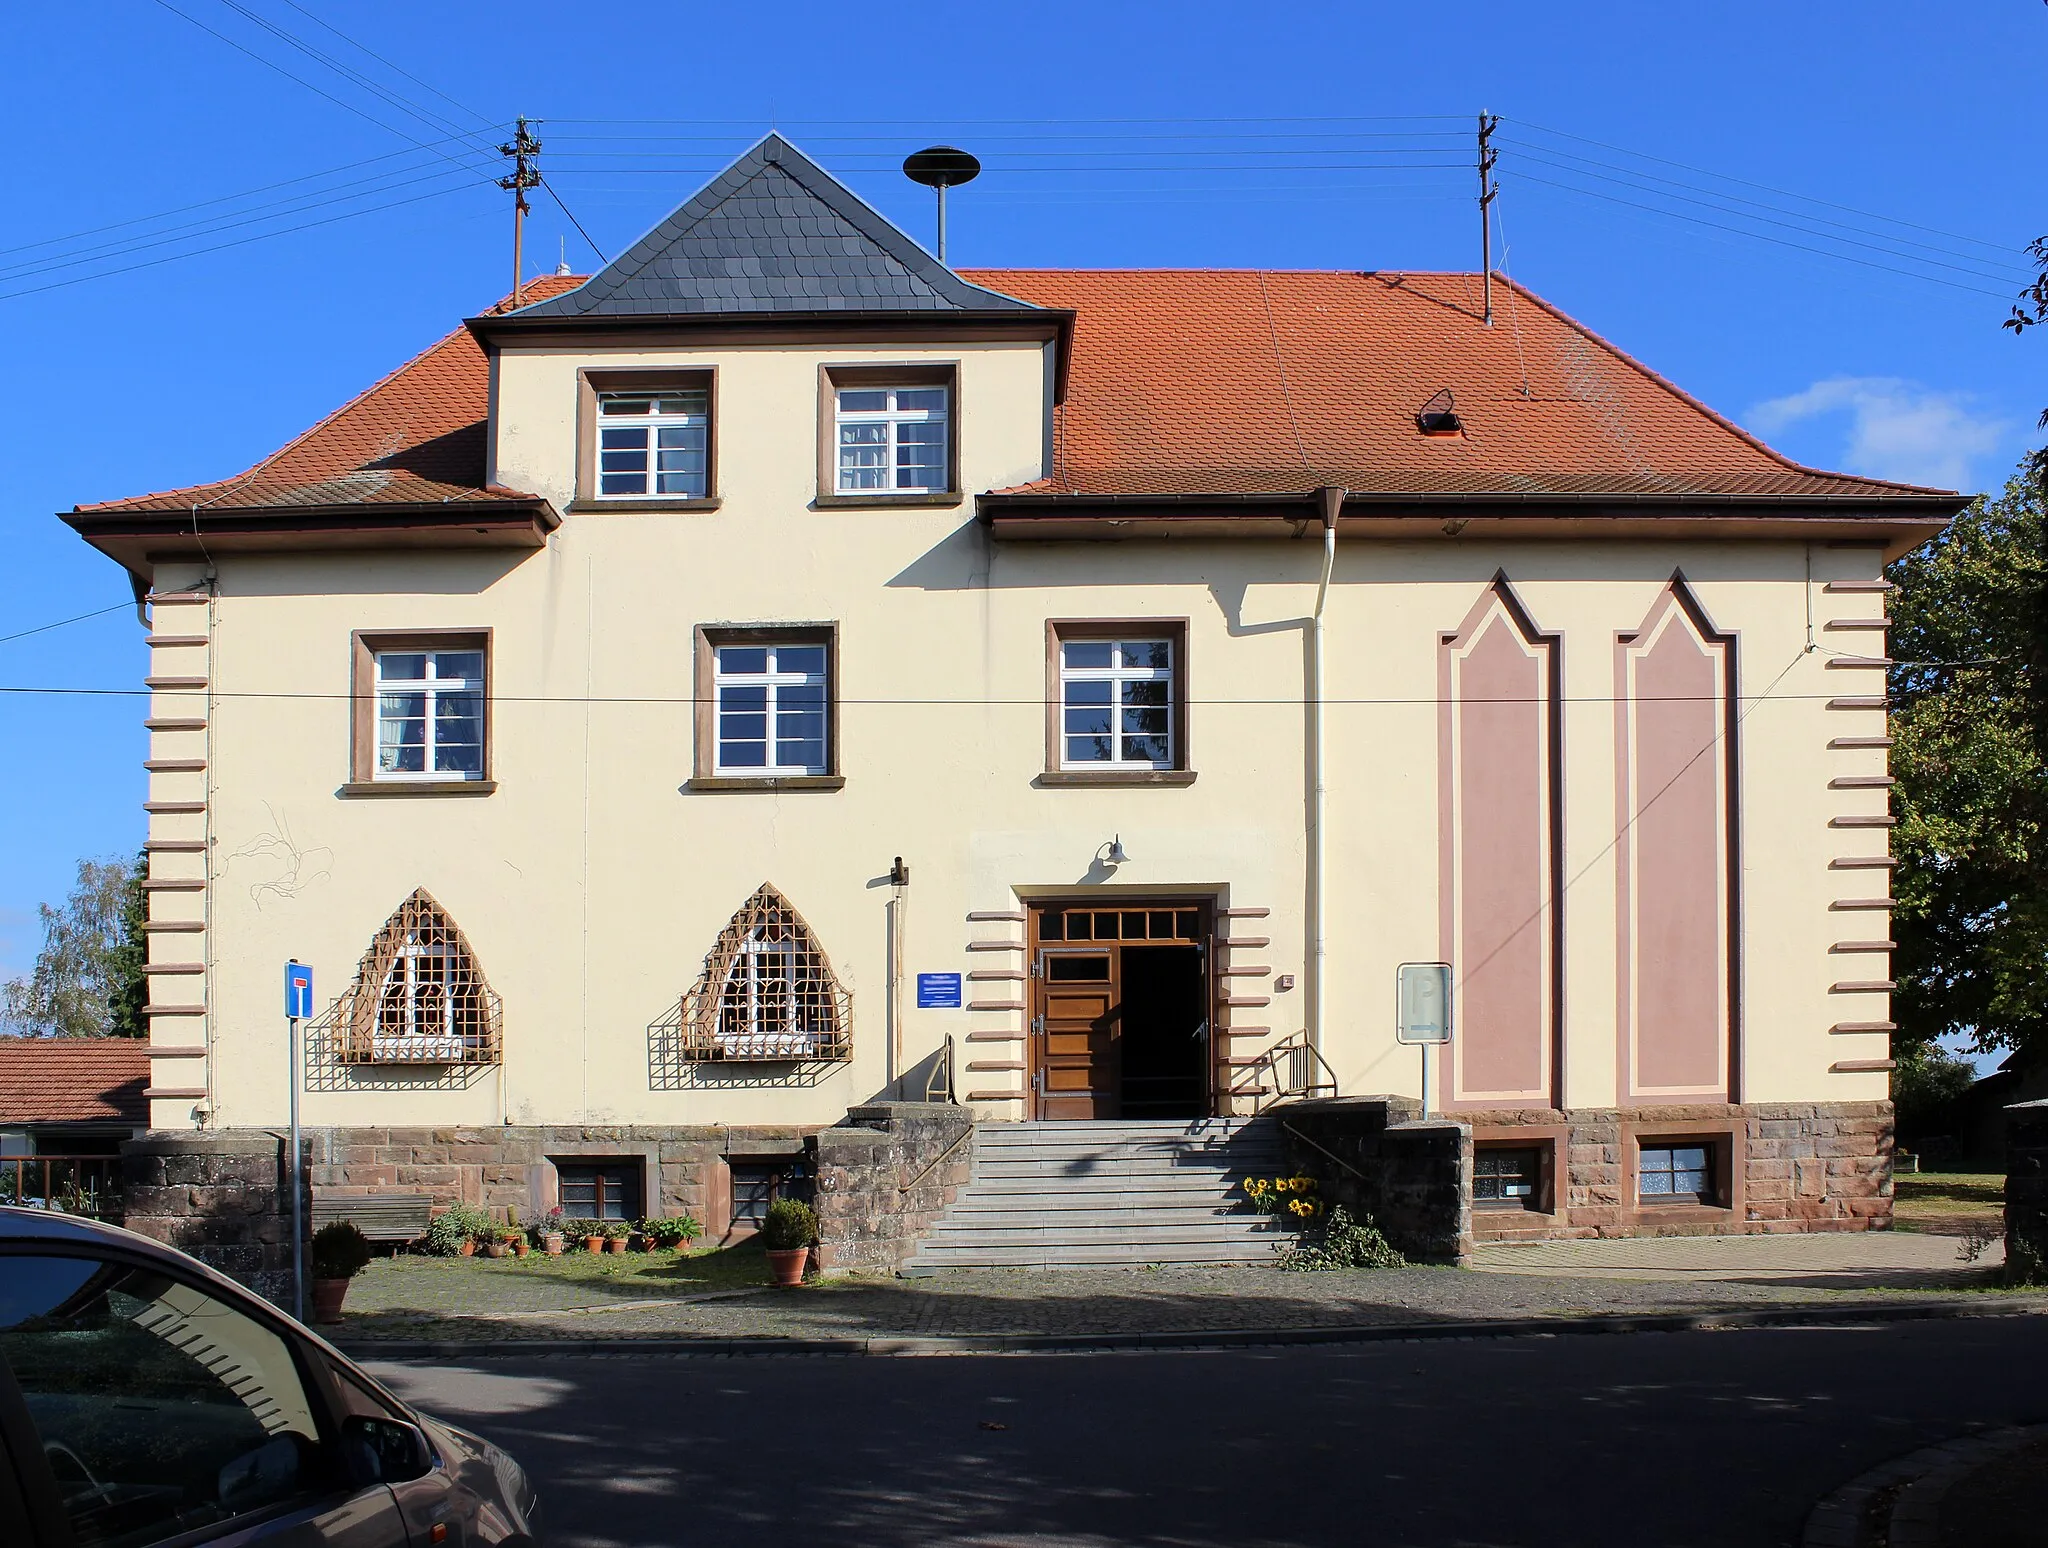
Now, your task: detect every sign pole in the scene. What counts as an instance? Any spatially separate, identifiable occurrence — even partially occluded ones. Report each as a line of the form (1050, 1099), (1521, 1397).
(289, 1012), (302, 1324)
(1420, 1042), (1433, 1121)
(283, 959), (313, 1325)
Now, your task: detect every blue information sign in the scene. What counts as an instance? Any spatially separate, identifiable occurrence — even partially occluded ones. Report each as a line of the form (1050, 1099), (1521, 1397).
(285, 961), (314, 1020)
(915, 972), (962, 1009)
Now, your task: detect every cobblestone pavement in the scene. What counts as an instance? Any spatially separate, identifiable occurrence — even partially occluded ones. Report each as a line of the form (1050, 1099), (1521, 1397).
(1470, 1230), (2004, 1283)
(335, 1250), (2034, 1343)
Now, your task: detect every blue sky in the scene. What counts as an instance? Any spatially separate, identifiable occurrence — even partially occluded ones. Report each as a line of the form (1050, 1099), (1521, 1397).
(3, 1), (2044, 1010)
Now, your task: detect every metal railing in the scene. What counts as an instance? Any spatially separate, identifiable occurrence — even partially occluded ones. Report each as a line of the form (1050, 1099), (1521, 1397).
(923, 1032), (957, 1104)
(0, 1155), (123, 1221)
(1228, 1031), (1339, 1114)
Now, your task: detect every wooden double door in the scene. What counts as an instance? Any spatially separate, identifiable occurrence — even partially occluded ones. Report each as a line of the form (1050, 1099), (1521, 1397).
(1029, 901), (1215, 1120)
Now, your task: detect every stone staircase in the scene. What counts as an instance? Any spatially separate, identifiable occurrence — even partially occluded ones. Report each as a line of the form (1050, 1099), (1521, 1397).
(902, 1118), (1289, 1271)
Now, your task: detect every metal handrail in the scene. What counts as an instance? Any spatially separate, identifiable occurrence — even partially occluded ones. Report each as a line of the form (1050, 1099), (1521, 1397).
(922, 1032), (957, 1105)
(1228, 1030), (1339, 1114)
(1278, 1119), (1373, 1187)
(898, 1122), (975, 1196)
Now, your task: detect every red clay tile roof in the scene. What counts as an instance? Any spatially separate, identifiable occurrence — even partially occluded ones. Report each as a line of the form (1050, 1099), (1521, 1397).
(959, 269), (1952, 500)
(75, 269), (1949, 518)
(77, 275), (588, 515)
(0, 1038), (149, 1126)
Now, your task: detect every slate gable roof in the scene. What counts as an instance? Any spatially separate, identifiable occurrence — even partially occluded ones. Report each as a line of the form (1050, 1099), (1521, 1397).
(509, 133), (1040, 318)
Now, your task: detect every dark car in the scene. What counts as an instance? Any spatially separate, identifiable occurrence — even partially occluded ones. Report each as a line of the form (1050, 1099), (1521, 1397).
(0, 1206), (541, 1547)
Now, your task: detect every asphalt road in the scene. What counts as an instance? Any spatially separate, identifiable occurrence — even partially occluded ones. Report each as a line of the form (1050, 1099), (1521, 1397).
(364, 1316), (2048, 1548)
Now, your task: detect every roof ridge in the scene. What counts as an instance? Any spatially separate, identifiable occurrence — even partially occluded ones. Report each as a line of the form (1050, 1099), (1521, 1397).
(1491, 272), (1952, 496)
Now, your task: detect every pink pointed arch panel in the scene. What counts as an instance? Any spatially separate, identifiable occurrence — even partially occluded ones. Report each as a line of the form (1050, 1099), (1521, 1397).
(1435, 575), (1564, 1109)
(336, 888), (503, 1065)
(1614, 576), (1738, 1103)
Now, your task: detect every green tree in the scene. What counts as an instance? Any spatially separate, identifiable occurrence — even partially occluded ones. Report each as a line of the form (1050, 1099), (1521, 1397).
(0, 852), (149, 1038)
(1888, 461), (2048, 1059)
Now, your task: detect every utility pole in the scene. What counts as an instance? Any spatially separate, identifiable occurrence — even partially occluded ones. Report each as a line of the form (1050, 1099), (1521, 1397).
(498, 116), (542, 308)
(1478, 111), (1500, 327)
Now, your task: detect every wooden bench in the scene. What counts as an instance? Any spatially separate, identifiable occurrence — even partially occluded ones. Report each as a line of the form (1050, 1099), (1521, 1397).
(310, 1192), (434, 1244)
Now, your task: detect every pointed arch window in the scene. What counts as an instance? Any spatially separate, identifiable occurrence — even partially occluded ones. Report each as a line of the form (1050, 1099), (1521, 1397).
(337, 890), (503, 1065)
(675, 885), (851, 1062)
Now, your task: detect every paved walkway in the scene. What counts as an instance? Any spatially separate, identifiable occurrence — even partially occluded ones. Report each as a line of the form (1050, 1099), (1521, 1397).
(1472, 1231), (2004, 1285)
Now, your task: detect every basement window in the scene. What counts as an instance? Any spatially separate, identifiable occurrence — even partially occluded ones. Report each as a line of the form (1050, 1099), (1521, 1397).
(1474, 1145), (1543, 1210)
(1639, 1142), (1717, 1206)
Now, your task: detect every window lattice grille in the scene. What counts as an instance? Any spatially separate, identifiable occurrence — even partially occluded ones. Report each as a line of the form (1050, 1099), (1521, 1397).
(667, 884), (851, 1063)
(334, 889), (503, 1065)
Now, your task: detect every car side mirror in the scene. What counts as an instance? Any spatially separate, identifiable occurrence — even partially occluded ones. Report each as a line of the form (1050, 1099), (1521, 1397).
(342, 1416), (434, 1486)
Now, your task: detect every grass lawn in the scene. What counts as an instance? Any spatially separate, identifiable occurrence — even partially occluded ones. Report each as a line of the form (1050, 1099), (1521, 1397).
(1893, 1171), (2004, 1236)
(345, 1236), (807, 1316)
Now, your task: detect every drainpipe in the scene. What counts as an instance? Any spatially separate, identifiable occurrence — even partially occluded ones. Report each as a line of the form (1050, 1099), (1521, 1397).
(1307, 485), (1344, 1061)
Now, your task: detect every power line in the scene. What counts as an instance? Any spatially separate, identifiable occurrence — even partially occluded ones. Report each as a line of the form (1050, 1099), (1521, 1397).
(0, 132), (488, 262)
(538, 176), (607, 265)
(1510, 172), (2013, 301)
(1506, 145), (2029, 284)
(0, 605), (132, 647)
(1510, 116), (2020, 258)
(270, 0), (490, 127)
(0, 177), (485, 303)
(0, 161), (488, 286)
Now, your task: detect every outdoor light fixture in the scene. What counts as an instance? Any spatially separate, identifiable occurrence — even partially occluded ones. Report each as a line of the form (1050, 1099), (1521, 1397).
(1103, 835), (1130, 866)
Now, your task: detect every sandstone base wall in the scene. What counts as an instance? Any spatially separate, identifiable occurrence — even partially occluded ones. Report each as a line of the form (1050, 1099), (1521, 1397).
(1459, 1100), (1893, 1243)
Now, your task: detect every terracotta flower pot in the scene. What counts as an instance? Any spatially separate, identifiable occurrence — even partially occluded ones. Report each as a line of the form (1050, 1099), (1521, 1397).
(310, 1278), (350, 1324)
(483, 1241), (509, 1259)
(606, 1237), (628, 1255)
(766, 1247), (808, 1287)
(542, 1233), (564, 1256)
(584, 1236), (605, 1253)
(457, 1240), (476, 1259)
(513, 1239), (530, 1258)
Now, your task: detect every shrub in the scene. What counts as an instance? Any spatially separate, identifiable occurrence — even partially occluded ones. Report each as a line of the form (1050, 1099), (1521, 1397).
(640, 1215), (704, 1249)
(760, 1197), (818, 1252)
(602, 1220), (631, 1241)
(1280, 1206), (1407, 1272)
(421, 1203), (494, 1257)
(311, 1221), (373, 1281)
(557, 1218), (602, 1240)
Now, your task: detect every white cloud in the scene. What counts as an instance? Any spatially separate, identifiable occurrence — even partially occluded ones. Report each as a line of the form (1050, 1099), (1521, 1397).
(1747, 376), (2011, 493)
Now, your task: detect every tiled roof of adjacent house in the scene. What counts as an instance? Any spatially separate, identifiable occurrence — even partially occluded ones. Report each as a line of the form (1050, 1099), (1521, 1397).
(74, 273), (587, 516)
(0, 1038), (149, 1125)
(958, 268), (1951, 501)
(510, 134), (1039, 319)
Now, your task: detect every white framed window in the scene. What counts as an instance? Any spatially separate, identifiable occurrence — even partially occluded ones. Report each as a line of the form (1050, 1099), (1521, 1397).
(598, 388), (709, 498)
(835, 384), (949, 493)
(1060, 638), (1175, 769)
(714, 640), (829, 774)
(375, 649), (484, 780)
(716, 931), (815, 1058)
(374, 934), (480, 1061)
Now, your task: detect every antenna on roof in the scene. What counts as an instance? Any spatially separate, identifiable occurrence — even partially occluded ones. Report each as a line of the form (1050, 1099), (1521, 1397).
(1477, 112), (1499, 327)
(556, 236), (571, 277)
(903, 146), (980, 266)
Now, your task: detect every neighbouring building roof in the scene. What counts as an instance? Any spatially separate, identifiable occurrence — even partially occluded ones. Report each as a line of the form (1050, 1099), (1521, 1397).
(959, 268), (1952, 505)
(508, 134), (1040, 319)
(0, 1038), (149, 1126)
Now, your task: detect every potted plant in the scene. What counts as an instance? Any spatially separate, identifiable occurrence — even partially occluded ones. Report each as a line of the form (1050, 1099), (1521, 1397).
(639, 1215), (704, 1254)
(309, 1220), (372, 1324)
(604, 1221), (630, 1255)
(567, 1219), (605, 1254)
(760, 1198), (817, 1287)
(539, 1206), (566, 1256)
(423, 1204), (491, 1258)
(501, 1226), (528, 1259)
